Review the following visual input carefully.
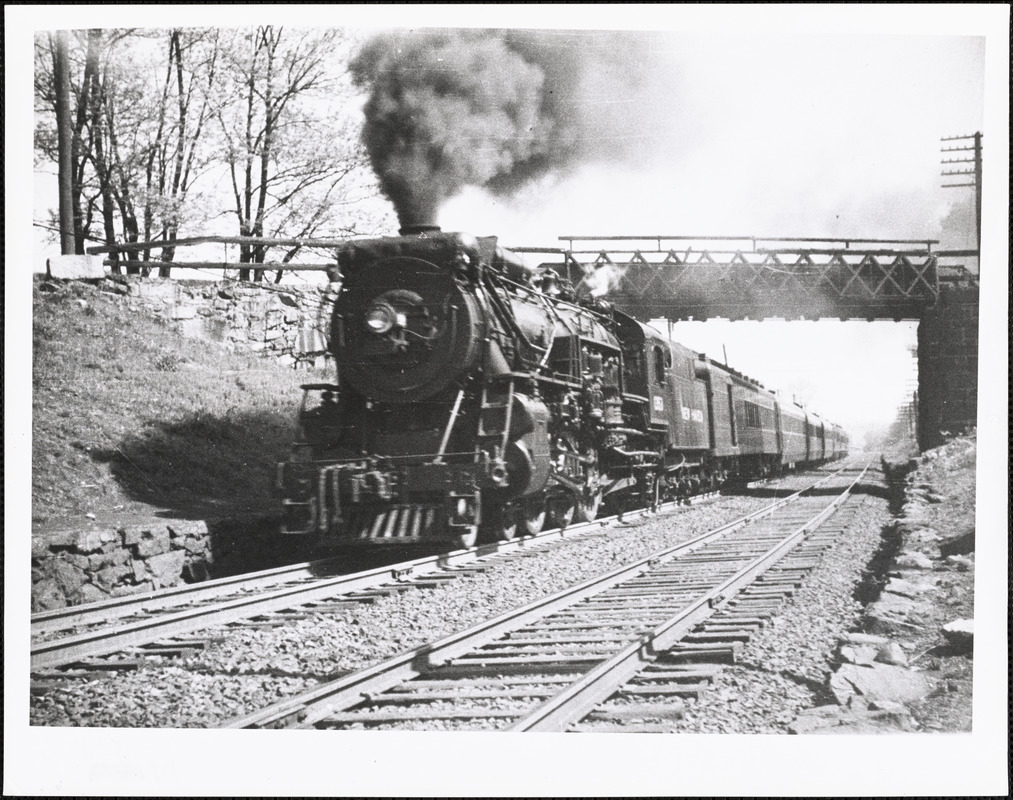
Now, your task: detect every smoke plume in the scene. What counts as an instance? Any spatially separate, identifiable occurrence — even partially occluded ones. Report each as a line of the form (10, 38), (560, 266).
(351, 28), (655, 227)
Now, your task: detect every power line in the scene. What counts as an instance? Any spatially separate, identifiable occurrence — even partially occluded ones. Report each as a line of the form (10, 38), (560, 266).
(940, 132), (982, 254)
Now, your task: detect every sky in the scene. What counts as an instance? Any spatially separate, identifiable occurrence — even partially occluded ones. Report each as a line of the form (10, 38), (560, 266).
(5, 5), (1010, 797)
(23, 12), (987, 443)
(431, 29), (983, 444)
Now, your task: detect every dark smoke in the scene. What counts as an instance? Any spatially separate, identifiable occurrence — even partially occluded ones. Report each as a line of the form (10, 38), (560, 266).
(351, 28), (658, 227)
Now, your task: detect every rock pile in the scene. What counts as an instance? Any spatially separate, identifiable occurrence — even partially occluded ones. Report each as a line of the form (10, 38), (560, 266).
(791, 434), (977, 733)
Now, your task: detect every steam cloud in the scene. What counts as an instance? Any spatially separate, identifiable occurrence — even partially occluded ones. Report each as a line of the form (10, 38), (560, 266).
(351, 28), (656, 227)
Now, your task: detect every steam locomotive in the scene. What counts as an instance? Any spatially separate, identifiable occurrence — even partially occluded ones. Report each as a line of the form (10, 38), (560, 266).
(277, 227), (848, 548)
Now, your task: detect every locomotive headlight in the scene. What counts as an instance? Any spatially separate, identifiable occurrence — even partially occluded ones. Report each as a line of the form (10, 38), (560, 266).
(364, 303), (397, 334)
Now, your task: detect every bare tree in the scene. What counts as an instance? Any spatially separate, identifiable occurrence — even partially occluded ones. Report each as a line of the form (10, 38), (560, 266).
(214, 26), (373, 281)
(36, 26), (389, 280)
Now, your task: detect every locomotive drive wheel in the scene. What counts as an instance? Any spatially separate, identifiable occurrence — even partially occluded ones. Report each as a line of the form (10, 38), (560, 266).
(518, 497), (546, 536)
(481, 503), (518, 543)
(453, 527), (478, 549)
(546, 493), (576, 529)
(573, 464), (602, 523)
(573, 490), (602, 523)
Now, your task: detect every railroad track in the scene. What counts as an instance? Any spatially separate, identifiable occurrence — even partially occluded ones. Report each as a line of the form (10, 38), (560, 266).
(32, 487), (735, 671)
(221, 463), (869, 730)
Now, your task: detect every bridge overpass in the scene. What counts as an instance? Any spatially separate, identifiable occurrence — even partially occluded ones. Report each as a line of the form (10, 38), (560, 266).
(521, 235), (978, 450)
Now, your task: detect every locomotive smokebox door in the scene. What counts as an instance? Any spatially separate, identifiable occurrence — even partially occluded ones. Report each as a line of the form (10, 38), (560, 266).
(334, 256), (486, 403)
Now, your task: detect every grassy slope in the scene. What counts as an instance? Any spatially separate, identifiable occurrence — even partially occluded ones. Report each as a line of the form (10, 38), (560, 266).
(32, 279), (330, 527)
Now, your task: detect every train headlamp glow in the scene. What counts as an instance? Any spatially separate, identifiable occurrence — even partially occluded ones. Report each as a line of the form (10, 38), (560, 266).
(364, 303), (397, 334)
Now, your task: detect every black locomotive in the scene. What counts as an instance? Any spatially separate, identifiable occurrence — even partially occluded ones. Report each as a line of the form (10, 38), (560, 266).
(277, 227), (848, 548)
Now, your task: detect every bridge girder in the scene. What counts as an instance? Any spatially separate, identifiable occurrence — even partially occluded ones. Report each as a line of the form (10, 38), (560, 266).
(557, 242), (939, 322)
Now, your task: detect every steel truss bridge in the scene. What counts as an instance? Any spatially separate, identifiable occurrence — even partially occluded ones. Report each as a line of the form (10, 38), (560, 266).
(517, 235), (955, 322)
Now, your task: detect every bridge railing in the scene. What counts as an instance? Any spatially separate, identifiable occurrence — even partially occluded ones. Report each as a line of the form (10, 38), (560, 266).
(528, 235), (942, 321)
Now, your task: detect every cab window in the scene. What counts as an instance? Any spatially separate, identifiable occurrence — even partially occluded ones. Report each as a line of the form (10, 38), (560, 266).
(653, 346), (668, 385)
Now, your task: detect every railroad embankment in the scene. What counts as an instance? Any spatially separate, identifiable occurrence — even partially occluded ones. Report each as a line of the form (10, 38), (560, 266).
(789, 432), (976, 733)
(29, 276), (326, 609)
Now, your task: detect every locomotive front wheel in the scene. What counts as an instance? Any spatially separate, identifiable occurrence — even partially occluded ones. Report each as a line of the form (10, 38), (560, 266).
(546, 494), (576, 530)
(453, 526), (478, 549)
(518, 497), (546, 536)
(482, 504), (518, 543)
(573, 490), (602, 523)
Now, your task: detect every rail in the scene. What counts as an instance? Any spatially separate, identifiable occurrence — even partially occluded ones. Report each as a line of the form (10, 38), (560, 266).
(512, 463), (868, 731)
(220, 466), (858, 729)
(31, 491), (725, 670)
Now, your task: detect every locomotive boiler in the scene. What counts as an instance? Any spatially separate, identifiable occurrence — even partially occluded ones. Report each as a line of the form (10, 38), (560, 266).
(276, 227), (848, 548)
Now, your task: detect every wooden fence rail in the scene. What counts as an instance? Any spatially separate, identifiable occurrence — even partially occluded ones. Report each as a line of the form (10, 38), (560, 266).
(85, 235), (350, 256)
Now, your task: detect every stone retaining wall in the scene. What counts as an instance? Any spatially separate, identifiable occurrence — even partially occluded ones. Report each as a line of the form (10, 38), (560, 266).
(32, 520), (213, 611)
(31, 515), (312, 611)
(100, 274), (337, 368)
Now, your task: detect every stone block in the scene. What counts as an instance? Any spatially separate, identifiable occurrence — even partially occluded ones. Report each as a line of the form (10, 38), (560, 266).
(40, 529), (78, 548)
(182, 536), (208, 555)
(895, 551), (933, 570)
(131, 559), (149, 583)
(865, 591), (931, 635)
(945, 554), (973, 572)
(47, 254), (105, 280)
(172, 305), (197, 320)
(102, 278), (130, 295)
(131, 281), (177, 302)
(96, 564), (132, 589)
(73, 529), (106, 554)
(838, 632), (889, 647)
(64, 553), (91, 570)
(80, 582), (111, 604)
(183, 560), (211, 583)
(32, 579), (67, 612)
(875, 642), (908, 666)
(121, 525), (153, 546)
(941, 619), (973, 651)
(839, 644), (878, 666)
(50, 558), (87, 597)
(882, 578), (930, 599)
(88, 548), (130, 571)
(147, 550), (186, 588)
(790, 706), (916, 734)
(829, 663), (933, 705)
(168, 520), (208, 537)
(133, 528), (171, 557)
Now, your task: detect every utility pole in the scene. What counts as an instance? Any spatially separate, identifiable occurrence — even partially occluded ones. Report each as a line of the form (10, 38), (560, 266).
(941, 132), (983, 254)
(52, 30), (77, 255)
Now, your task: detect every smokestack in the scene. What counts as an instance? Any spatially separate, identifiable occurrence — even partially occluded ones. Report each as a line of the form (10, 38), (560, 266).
(398, 224), (442, 237)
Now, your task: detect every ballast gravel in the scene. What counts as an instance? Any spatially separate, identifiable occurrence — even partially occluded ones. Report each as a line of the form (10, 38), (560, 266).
(30, 474), (890, 730)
